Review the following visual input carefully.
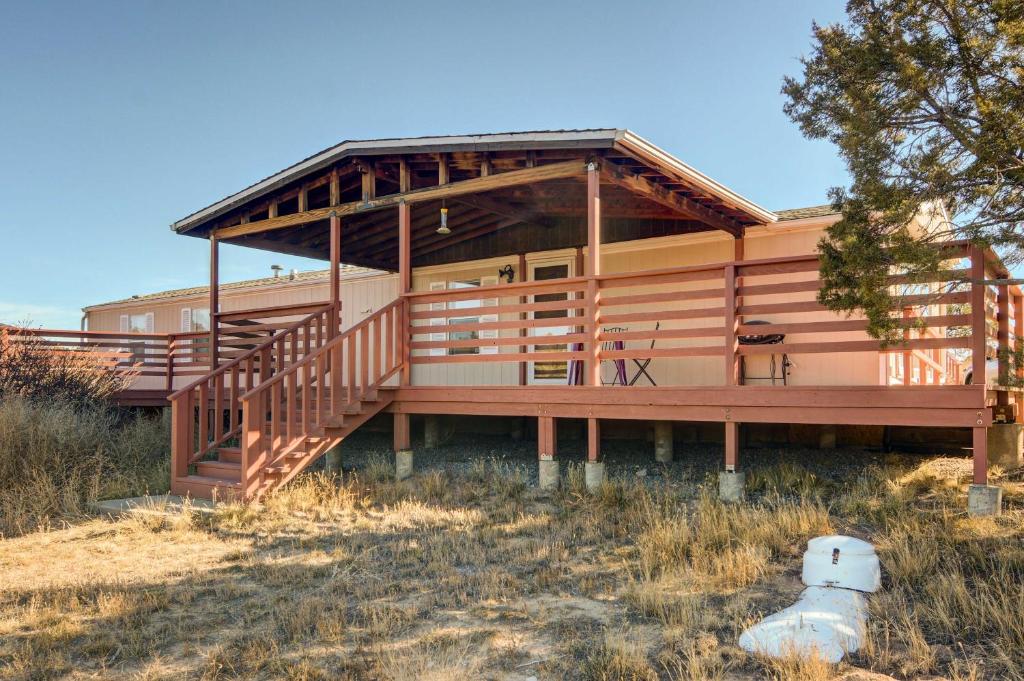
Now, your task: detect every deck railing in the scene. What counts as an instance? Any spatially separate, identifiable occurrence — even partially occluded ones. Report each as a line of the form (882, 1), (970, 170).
(406, 243), (1019, 390)
(236, 297), (405, 495)
(168, 304), (335, 479)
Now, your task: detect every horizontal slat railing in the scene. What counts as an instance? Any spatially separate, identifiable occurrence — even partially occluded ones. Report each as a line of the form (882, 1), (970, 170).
(236, 298), (405, 496)
(400, 244), (1001, 389)
(406, 278), (589, 366)
(169, 304), (334, 484)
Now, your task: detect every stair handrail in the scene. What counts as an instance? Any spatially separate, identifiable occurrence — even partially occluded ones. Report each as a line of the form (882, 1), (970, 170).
(168, 303), (335, 400)
(235, 297), (405, 497)
(237, 298), (404, 404)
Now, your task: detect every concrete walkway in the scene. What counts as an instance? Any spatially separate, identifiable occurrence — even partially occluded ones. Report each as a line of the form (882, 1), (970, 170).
(91, 494), (217, 518)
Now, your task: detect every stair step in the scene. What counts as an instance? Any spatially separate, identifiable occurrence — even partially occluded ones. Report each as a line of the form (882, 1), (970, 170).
(196, 459), (241, 479)
(218, 447), (241, 463)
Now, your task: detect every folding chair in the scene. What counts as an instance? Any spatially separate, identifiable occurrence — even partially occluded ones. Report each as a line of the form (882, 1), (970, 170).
(628, 322), (659, 386)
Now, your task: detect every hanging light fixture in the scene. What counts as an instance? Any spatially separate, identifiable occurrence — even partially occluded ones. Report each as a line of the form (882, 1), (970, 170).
(436, 200), (451, 235)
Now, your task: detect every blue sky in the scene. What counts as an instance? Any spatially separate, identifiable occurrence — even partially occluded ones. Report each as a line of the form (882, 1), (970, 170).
(0, 1), (848, 328)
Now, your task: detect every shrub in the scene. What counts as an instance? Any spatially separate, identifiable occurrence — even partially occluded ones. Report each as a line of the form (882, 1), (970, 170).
(0, 397), (170, 536)
(0, 326), (134, 406)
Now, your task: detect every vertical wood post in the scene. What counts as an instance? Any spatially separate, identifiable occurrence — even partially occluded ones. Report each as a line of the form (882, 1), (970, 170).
(166, 336), (175, 392)
(973, 425), (988, 485)
(329, 212), (342, 336)
(518, 252), (528, 386)
(724, 264), (738, 385)
(394, 412), (411, 451)
(399, 201), (412, 385)
(997, 282), (1009, 403)
(1015, 291), (1023, 385)
(240, 397), (263, 497)
(209, 235), (219, 370)
(971, 246), (987, 387)
(724, 420), (739, 472)
(171, 392), (191, 481)
(587, 417), (600, 462)
(538, 416), (556, 458)
(585, 162), (601, 386)
(902, 307), (912, 385)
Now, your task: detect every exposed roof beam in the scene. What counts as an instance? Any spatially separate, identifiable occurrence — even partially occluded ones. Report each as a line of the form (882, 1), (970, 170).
(453, 194), (555, 229)
(599, 161), (744, 237)
(215, 159), (587, 240)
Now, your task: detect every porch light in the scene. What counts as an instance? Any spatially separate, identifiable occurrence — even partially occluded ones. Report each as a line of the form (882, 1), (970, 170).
(436, 202), (450, 235)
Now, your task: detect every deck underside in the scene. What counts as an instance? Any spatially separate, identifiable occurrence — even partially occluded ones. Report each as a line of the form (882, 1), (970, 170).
(386, 385), (993, 428)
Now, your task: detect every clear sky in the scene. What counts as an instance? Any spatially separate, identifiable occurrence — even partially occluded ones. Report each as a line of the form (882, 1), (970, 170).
(0, 0), (848, 328)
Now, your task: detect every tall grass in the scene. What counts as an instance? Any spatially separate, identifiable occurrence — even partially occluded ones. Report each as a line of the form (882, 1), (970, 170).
(0, 397), (170, 536)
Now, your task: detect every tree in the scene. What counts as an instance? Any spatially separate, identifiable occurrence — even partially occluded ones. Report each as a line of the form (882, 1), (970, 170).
(783, 0), (1024, 341)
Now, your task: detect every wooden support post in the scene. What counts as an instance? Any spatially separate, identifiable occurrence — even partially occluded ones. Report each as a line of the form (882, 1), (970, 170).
(724, 264), (739, 385)
(437, 153), (449, 186)
(394, 412), (411, 450)
(268, 200), (278, 219)
(518, 252), (528, 386)
(971, 246), (988, 387)
(998, 283), (1009, 404)
(585, 162), (601, 386)
(1015, 292), (1023, 385)
(902, 307), (912, 385)
(480, 154), (492, 177)
(329, 212), (342, 336)
(538, 416), (556, 458)
(360, 160), (376, 202)
(399, 158), (411, 193)
(329, 169), (340, 206)
(398, 201), (412, 385)
(587, 417), (600, 462)
(297, 185), (308, 212)
(724, 420), (739, 472)
(973, 425), (988, 485)
(209, 236), (219, 370)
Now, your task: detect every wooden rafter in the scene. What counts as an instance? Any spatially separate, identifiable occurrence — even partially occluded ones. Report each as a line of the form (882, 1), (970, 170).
(453, 194), (555, 229)
(599, 161), (744, 237)
(215, 159), (587, 241)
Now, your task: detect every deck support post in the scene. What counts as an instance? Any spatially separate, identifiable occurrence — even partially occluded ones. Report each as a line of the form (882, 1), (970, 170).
(969, 424), (1001, 516)
(394, 412), (412, 481)
(584, 417), (604, 491)
(209, 235), (219, 370)
(970, 246), (987, 387)
(585, 161), (601, 387)
(654, 421), (673, 463)
(997, 282), (1009, 404)
(538, 416), (559, 490)
(720, 420), (745, 502)
(398, 201), (412, 386)
(329, 212), (342, 336)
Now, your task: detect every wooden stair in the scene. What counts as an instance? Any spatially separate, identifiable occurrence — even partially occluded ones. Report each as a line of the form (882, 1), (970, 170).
(170, 298), (405, 501)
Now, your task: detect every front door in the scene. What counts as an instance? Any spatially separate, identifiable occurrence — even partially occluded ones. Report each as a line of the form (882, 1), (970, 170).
(528, 259), (574, 384)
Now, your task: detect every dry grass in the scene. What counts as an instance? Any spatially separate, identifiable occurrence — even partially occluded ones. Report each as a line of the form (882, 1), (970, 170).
(0, 453), (1022, 680)
(0, 398), (170, 537)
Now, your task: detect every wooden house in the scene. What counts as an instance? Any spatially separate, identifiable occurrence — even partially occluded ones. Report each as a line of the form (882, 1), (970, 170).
(17, 130), (1019, 511)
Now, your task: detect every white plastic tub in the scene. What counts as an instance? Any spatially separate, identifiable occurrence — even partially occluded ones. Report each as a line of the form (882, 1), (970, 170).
(801, 535), (880, 593)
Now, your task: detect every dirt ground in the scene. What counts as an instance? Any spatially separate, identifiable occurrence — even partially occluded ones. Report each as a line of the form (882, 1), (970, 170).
(2, 432), (1023, 680)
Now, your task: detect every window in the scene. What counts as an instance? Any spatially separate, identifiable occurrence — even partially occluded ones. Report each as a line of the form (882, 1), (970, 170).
(180, 308), (210, 332)
(427, 276), (498, 356)
(192, 308), (210, 332)
(120, 312), (154, 333)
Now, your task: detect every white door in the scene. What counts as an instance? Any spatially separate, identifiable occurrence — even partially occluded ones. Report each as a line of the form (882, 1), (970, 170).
(528, 259), (575, 384)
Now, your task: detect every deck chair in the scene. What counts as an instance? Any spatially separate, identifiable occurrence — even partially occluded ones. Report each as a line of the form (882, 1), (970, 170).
(627, 322), (659, 386)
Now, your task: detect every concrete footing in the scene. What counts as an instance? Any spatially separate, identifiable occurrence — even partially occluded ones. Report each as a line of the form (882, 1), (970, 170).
(988, 424), (1023, 470)
(324, 444), (342, 474)
(584, 461), (606, 491)
(395, 449), (414, 481)
(968, 484), (1002, 517)
(538, 459), (559, 491)
(654, 421), (673, 463)
(719, 471), (746, 503)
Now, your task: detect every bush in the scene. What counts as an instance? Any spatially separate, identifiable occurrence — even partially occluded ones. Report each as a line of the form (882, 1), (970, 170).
(0, 326), (134, 406)
(0, 398), (170, 536)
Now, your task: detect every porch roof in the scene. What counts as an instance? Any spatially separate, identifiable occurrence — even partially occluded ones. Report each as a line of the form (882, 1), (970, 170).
(170, 129), (780, 270)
